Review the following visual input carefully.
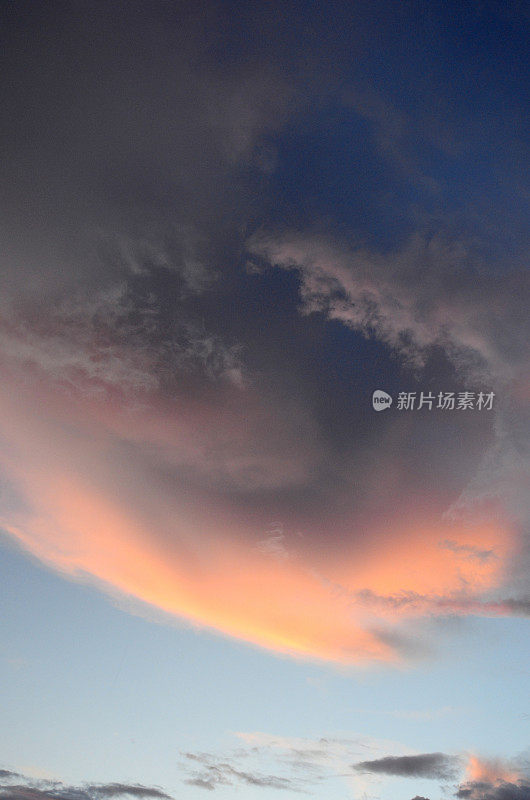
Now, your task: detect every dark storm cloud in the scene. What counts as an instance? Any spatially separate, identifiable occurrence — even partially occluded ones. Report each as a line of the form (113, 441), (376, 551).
(354, 752), (461, 780)
(0, 0), (528, 663)
(3, 0), (526, 303)
(248, 225), (530, 605)
(0, 1), (297, 302)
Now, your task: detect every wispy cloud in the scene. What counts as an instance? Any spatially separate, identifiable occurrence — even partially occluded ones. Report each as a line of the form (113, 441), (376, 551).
(179, 736), (530, 798)
(180, 731), (417, 793)
(181, 752), (306, 793)
(2, 746), (528, 798)
(247, 230), (529, 382)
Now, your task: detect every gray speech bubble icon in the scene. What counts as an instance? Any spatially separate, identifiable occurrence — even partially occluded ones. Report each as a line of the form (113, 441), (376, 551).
(372, 390), (393, 411)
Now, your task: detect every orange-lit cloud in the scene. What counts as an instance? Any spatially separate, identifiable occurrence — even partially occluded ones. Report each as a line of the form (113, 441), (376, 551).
(0, 327), (522, 665)
(466, 755), (522, 786)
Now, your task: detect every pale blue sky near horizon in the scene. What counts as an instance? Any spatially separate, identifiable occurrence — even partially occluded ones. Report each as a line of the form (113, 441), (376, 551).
(1, 533), (528, 799)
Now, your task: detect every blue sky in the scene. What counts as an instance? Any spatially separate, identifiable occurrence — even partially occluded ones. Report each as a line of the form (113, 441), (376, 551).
(1, 533), (528, 799)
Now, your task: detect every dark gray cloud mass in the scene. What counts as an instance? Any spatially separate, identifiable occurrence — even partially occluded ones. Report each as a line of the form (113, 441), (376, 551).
(0, 0), (528, 666)
(87, 787), (169, 799)
(0, 780), (171, 800)
(3, 749), (529, 798)
(456, 781), (530, 800)
(354, 752), (461, 780)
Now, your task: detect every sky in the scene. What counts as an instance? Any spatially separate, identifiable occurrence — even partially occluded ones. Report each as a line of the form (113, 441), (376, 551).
(0, 1), (529, 799)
